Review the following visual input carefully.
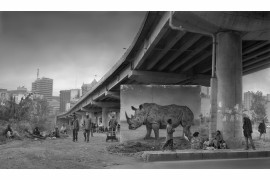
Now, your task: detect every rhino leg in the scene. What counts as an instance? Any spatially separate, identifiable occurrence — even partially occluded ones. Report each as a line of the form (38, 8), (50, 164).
(144, 124), (152, 139)
(152, 123), (160, 139)
(183, 125), (192, 140)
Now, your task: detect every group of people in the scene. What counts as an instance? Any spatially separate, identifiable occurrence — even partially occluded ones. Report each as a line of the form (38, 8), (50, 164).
(3, 124), (21, 140)
(161, 114), (266, 151)
(194, 130), (227, 150)
(71, 113), (119, 142)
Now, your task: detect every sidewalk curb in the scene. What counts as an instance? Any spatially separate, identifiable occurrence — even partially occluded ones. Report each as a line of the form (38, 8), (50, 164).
(142, 149), (270, 162)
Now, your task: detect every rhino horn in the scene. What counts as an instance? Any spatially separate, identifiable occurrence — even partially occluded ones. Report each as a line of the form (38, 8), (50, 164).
(125, 111), (131, 124)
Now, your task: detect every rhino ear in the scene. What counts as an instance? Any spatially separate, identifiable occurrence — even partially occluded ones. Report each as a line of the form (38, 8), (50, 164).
(139, 105), (143, 110)
(131, 106), (137, 111)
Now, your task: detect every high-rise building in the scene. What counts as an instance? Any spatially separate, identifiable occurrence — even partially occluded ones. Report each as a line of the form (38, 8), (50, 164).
(243, 91), (254, 111)
(0, 89), (9, 105)
(81, 79), (98, 96)
(60, 90), (71, 113)
(59, 89), (81, 113)
(32, 77), (53, 101)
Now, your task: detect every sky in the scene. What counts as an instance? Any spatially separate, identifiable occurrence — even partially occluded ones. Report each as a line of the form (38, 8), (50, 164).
(0, 11), (146, 96)
(0, 11), (269, 97)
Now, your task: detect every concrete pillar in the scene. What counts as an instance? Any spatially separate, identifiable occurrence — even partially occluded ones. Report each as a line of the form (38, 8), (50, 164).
(216, 31), (243, 148)
(209, 77), (217, 140)
(102, 107), (109, 128)
(116, 111), (120, 123)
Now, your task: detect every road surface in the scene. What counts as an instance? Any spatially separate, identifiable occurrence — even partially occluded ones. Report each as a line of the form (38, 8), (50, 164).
(111, 157), (270, 169)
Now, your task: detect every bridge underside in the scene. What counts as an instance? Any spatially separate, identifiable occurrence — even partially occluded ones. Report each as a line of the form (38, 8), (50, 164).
(58, 12), (270, 148)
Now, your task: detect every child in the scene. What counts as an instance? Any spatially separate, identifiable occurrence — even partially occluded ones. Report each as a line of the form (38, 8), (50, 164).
(191, 132), (202, 149)
(203, 138), (210, 150)
(162, 119), (175, 151)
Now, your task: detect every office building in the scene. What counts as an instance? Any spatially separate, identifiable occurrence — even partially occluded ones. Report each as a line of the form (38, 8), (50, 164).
(60, 90), (71, 113)
(81, 79), (97, 96)
(243, 91), (254, 111)
(32, 77), (53, 101)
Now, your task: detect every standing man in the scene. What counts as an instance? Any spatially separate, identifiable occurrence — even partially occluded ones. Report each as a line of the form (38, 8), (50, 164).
(162, 119), (175, 151)
(83, 114), (92, 142)
(72, 113), (80, 142)
(109, 115), (117, 132)
(243, 115), (256, 150)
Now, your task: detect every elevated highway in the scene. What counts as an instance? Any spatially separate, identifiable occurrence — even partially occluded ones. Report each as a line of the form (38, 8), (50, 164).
(57, 11), (270, 147)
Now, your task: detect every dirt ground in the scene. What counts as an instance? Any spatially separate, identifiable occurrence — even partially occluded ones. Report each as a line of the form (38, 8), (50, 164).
(0, 131), (141, 169)
(1, 122), (270, 169)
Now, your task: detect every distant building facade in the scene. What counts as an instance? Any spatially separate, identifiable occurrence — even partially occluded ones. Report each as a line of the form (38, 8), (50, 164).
(32, 77), (53, 101)
(243, 91), (254, 111)
(8, 88), (28, 104)
(60, 89), (81, 113)
(17, 86), (27, 91)
(0, 89), (9, 105)
(60, 90), (71, 113)
(81, 79), (97, 96)
(48, 96), (60, 115)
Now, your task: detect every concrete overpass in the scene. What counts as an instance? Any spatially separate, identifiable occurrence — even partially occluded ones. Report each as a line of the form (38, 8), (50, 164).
(57, 11), (270, 148)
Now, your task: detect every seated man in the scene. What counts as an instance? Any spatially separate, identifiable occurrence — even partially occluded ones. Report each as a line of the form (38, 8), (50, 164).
(4, 124), (13, 138)
(33, 127), (41, 136)
(212, 130), (225, 149)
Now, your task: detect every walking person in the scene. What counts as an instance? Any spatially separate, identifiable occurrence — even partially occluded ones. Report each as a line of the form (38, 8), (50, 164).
(109, 115), (117, 132)
(162, 119), (175, 151)
(258, 120), (266, 140)
(83, 114), (92, 142)
(243, 115), (256, 150)
(72, 113), (80, 142)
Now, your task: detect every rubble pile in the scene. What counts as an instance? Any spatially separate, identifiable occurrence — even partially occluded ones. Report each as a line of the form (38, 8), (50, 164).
(107, 137), (191, 155)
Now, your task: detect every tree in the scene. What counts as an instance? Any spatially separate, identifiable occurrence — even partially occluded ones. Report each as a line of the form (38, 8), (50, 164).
(250, 91), (267, 123)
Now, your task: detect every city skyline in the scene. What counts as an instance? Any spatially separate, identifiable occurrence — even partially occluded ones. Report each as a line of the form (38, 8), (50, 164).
(0, 12), (269, 96)
(0, 12), (145, 96)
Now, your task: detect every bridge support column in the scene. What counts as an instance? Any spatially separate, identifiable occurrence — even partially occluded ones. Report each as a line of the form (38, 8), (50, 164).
(102, 107), (109, 129)
(209, 77), (217, 140)
(116, 111), (120, 123)
(216, 31), (243, 149)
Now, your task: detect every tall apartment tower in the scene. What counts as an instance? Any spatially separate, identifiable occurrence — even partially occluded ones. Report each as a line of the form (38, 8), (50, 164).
(60, 90), (71, 113)
(32, 77), (53, 101)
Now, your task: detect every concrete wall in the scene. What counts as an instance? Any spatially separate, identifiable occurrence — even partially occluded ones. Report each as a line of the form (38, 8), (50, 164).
(120, 85), (209, 142)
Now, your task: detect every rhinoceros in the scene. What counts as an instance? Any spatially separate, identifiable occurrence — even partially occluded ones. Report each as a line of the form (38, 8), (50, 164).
(125, 103), (194, 140)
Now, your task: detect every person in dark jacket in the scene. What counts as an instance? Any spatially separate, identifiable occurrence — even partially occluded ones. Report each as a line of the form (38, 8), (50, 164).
(258, 120), (266, 140)
(72, 113), (80, 142)
(243, 116), (256, 150)
(212, 130), (225, 149)
(33, 127), (41, 136)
